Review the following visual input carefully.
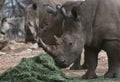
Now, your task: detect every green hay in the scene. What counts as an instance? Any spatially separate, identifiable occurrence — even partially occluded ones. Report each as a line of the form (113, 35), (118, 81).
(0, 53), (120, 82)
(0, 53), (74, 82)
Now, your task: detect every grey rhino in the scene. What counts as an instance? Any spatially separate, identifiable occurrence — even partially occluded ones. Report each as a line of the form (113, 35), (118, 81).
(39, 0), (120, 79)
(24, 0), (87, 70)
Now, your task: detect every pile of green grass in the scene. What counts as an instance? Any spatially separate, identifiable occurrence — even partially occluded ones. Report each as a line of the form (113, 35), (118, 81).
(0, 53), (74, 82)
(0, 53), (120, 82)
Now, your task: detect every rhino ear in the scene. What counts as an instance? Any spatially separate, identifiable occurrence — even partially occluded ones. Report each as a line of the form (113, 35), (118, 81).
(71, 8), (79, 20)
(26, 3), (37, 11)
(32, 3), (37, 10)
(45, 5), (57, 15)
(71, 1), (86, 20)
(56, 4), (61, 10)
(61, 7), (67, 17)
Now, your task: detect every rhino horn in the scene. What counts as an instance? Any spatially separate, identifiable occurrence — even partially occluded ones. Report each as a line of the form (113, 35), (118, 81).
(38, 38), (56, 57)
(53, 35), (62, 44)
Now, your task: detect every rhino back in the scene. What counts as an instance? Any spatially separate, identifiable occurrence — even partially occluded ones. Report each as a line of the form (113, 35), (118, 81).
(90, 0), (120, 46)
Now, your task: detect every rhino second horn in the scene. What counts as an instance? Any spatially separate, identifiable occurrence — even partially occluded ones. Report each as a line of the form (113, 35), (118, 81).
(39, 38), (47, 49)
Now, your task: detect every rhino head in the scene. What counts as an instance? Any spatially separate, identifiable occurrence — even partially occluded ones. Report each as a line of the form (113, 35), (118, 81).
(39, 1), (87, 68)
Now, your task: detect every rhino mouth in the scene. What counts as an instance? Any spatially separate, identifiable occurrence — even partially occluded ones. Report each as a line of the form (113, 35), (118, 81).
(55, 59), (70, 68)
(57, 64), (69, 68)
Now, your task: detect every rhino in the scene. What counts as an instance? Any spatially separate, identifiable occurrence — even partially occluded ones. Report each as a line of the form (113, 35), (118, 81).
(39, 0), (120, 79)
(24, 0), (87, 70)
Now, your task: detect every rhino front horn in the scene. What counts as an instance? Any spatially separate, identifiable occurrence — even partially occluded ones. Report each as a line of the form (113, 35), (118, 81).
(38, 38), (56, 57)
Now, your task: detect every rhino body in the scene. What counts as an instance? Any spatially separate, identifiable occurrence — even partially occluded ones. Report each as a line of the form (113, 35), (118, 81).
(39, 0), (120, 79)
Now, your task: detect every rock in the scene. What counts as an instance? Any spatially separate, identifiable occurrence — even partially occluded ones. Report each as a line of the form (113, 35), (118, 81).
(0, 40), (8, 50)
(0, 51), (6, 56)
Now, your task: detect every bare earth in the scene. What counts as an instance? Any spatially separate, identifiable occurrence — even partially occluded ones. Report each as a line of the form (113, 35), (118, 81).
(0, 41), (108, 77)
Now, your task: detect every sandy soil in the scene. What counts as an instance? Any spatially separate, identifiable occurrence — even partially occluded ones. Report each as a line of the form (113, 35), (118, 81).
(0, 41), (108, 77)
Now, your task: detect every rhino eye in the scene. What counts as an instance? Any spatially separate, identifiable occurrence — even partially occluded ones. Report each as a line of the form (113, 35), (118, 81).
(68, 42), (73, 46)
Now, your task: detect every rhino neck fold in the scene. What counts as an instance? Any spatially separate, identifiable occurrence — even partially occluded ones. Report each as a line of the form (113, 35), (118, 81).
(82, 0), (100, 46)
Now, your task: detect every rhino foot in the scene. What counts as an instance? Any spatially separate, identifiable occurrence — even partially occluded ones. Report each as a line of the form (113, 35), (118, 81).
(82, 72), (98, 79)
(104, 71), (120, 78)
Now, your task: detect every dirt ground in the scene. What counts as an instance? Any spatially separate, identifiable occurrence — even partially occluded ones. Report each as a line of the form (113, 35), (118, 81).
(0, 41), (108, 77)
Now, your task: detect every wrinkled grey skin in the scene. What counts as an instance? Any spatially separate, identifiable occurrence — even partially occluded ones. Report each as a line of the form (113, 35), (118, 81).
(39, 0), (120, 79)
(24, 0), (85, 70)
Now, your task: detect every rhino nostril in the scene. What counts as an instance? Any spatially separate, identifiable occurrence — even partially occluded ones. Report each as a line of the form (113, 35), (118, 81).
(61, 59), (66, 63)
(61, 59), (69, 67)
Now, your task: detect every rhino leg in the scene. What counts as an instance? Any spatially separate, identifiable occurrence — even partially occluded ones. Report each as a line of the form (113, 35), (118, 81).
(82, 50), (89, 69)
(70, 53), (89, 70)
(82, 47), (100, 79)
(103, 41), (120, 78)
(70, 55), (83, 70)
